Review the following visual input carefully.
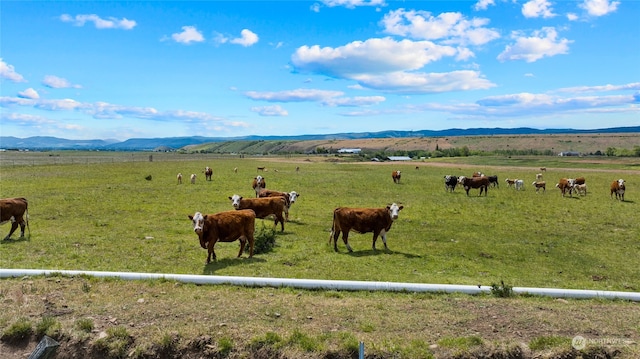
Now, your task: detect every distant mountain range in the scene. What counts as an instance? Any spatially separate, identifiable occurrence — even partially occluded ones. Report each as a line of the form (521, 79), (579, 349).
(1, 126), (638, 151)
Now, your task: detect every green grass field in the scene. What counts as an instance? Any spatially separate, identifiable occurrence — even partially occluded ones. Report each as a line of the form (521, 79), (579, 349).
(1, 152), (638, 292)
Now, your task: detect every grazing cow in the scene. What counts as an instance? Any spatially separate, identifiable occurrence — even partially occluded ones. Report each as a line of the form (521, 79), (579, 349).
(177, 173), (183, 184)
(556, 178), (573, 197)
(252, 175), (266, 197)
(296, 166), (300, 172)
(540, 167), (547, 172)
(188, 210), (255, 264)
(392, 170), (401, 184)
(1, 197), (29, 240)
(234, 167), (238, 173)
(229, 194), (286, 232)
(610, 179), (625, 201)
(536, 173), (543, 181)
(190, 174), (196, 184)
(532, 181), (546, 193)
(257, 167), (266, 172)
(204, 166), (213, 181)
(459, 176), (490, 196)
(515, 179), (524, 191)
(329, 203), (404, 252)
(487, 175), (499, 188)
(258, 189), (300, 221)
(573, 183), (587, 196)
(444, 175), (458, 192)
(505, 178), (517, 188)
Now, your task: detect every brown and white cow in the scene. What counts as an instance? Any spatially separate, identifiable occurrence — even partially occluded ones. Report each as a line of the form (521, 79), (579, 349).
(610, 179), (626, 201)
(392, 170), (401, 184)
(1, 197), (29, 240)
(573, 183), (587, 196)
(505, 178), (517, 188)
(252, 175), (266, 197)
(229, 194), (285, 232)
(258, 189), (300, 221)
(459, 176), (490, 196)
(532, 181), (546, 193)
(190, 174), (196, 184)
(204, 166), (213, 181)
(189, 210), (255, 264)
(556, 178), (573, 197)
(329, 203), (404, 252)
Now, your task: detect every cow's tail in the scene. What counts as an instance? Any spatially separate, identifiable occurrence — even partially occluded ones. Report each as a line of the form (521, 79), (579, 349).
(329, 209), (337, 244)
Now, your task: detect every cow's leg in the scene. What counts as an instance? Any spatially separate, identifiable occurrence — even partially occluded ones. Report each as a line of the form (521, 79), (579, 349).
(342, 230), (353, 252)
(237, 238), (246, 258)
(246, 235), (254, 258)
(4, 221), (20, 240)
(284, 206), (289, 222)
(275, 214), (285, 232)
(207, 241), (217, 264)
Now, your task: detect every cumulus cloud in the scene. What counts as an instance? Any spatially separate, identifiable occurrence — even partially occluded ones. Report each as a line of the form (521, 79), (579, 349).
(251, 105), (288, 116)
(231, 29), (259, 47)
(319, 0), (386, 9)
(0, 112), (55, 125)
(557, 82), (640, 93)
(497, 27), (571, 63)
(474, 0), (496, 11)
(245, 88), (385, 107)
(171, 26), (205, 44)
(60, 14), (136, 29)
(0, 59), (26, 82)
(18, 88), (39, 99)
(380, 9), (500, 46)
(42, 75), (82, 89)
(351, 70), (495, 94)
(579, 0), (620, 16)
(522, 0), (556, 18)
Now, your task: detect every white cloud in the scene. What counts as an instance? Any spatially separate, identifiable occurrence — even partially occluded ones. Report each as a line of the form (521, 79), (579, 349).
(0, 112), (55, 125)
(351, 70), (495, 94)
(323, 96), (385, 107)
(231, 29), (259, 47)
(18, 88), (39, 99)
(557, 82), (640, 93)
(380, 9), (500, 46)
(245, 89), (344, 102)
(251, 105), (288, 116)
(320, 0), (386, 9)
(171, 26), (205, 44)
(474, 0), (495, 11)
(60, 14), (136, 30)
(579, 0), (620, 17)
(497, 27), (571, 63)
(0, 58), (26, 82)
(567, 13), (579, 21)
(522, 0), (556, 19)
(42, 75), (82, 89)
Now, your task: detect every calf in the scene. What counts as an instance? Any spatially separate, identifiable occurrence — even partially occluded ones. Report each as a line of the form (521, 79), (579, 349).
(204, 166), (213, 181)
(177, 173), (183, 184)
(189, 210), (255, 264)
(0, 197), (29, 240)
(252, 175), (266, 197)
(329, 203), (404, 252)
(444, 175), (458, 192)
(556, 178), (573, 197)
(258, 189), (300, 221)
(505, 178), (517, 188)
(515, 179), (524, 191)
(610, 179), (626, 201)
(229, 194), (286, 231)
(392, 170), (401, 184)
(459, 176), (490, 196)
(573, 183), (587, 196)
(532, 181), (546, 193)
(190, 174), (196, 184)
(487, 175), (499, 188)
(536, 173), (543, 181)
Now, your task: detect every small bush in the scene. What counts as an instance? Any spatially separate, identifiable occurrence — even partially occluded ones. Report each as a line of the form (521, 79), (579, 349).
(35, 316), (60, 337)
(75, 318), (94, 333)
(250, 224), (277, 254)
(2, 317), (33, 342)
(218, 336), (234, 357)
(93, 326), (132, 358)
(288, 329), (321, 352)
(250, 331), (283, 350)
(490, 280), (514, 298)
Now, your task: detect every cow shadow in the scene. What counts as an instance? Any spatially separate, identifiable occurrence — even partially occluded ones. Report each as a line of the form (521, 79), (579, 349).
(201, 256), (266, 275)
(0, 236), (30, 245)
(345, 249), (421, 259)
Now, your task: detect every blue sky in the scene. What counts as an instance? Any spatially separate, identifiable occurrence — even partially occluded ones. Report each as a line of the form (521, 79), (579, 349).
(1, 0), (638, 141)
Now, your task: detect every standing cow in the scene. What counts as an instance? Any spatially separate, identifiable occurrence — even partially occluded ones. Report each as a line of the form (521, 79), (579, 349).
(610, 179), (626, 201)
(392, 170), (401, 184)
(258, 189), (300, 221)
(556, 178), (573, 197)
(1, 197), (29, 240)
(444, 175), (458, 192)
(189, 210), (255, 264)
(459, 176), (490, 196)
(329, 203), (404, 252)
(252, 176), (266, 197)
(204, 166), (213, 181)
(229, 194), (286, 232)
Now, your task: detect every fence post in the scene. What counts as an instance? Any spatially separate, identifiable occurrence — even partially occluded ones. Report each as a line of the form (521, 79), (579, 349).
(359, 341), (364, 359)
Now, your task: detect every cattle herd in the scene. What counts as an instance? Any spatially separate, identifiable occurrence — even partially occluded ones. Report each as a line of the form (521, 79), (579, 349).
(0, 164), (629, 266)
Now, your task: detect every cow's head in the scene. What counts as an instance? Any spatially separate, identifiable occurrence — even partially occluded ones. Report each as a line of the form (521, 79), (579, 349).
(229, 194), (243, 208)
(386, 203), (404, 220)
(457, 175), (467, 184)
(618, 179), (625, 188)
(288, 191), (299, 204)
(188, 212), (208, 248)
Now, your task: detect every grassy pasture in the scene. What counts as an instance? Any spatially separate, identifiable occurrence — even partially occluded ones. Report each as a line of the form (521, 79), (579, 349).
(1, 151), (638, 291)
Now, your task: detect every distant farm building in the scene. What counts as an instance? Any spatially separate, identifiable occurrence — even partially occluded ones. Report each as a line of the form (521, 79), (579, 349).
(387, 156), (412, 161)
(558, 151), (580, 157)
(337, 148), (361, 154)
